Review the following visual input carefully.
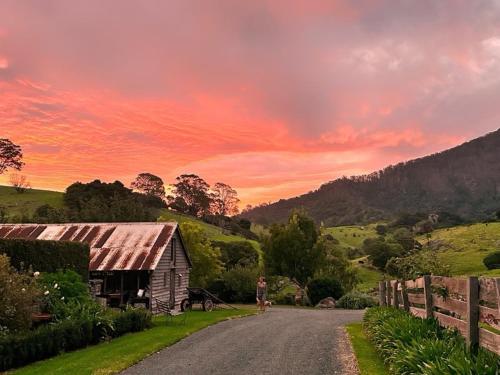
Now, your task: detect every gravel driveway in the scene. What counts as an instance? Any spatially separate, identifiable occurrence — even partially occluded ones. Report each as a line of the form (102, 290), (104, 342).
(121, 307), (364, 375)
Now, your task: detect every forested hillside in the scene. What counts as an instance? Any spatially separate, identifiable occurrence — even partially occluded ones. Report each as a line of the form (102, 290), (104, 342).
(242, 129), (500, 226)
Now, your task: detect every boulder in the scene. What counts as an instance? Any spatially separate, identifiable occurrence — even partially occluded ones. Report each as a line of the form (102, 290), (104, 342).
(316, 297), (336, 309)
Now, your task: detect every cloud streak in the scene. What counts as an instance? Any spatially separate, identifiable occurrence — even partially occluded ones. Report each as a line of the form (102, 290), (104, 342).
(0, 0), (499, 205)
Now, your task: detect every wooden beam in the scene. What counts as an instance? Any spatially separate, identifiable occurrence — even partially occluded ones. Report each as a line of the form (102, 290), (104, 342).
(120, 272), (124, 305)
(401, 281), (410, 312)
(466, 276), (479, 348)
(379, 281), (386, 306)
(392, 280), (399, 308)
(386, 280), (391, 306)
(423, 275), (433, 319)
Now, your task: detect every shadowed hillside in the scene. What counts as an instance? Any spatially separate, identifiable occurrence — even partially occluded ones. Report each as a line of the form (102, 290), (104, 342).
(242, 129), (500, 226)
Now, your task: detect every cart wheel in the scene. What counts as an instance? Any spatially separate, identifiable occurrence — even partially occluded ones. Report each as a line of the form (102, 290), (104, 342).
(203, 298), (214, 312)
(180, 299), (191, 312)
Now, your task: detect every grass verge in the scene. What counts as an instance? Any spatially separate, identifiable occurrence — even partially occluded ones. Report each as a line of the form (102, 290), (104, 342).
(346, 322), (387, 375)
(11, 308), (255, 375)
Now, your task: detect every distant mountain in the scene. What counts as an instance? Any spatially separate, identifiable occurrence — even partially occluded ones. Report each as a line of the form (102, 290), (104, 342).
(241, 129), (500, 226)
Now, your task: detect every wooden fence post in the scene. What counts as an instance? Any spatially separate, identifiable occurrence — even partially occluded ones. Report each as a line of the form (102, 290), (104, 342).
(386, 280), (391, 306)
(496, 278), (500, 316)
(379, 281), (387, 306)
(401, 281), (410, 312)
(466, 276), (479, 347)
(392, 280), (399, 308)
(423, 275), (433, 318)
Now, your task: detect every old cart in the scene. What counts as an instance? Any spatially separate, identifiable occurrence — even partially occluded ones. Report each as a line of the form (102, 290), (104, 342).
(180, 287), (235, 312)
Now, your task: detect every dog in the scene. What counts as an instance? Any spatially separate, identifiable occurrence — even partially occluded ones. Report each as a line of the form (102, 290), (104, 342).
(264, 300), (272, 307)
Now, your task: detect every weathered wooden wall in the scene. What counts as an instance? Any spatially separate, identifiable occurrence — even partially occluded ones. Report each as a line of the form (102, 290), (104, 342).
(379, 276), (500, 355)
(151, 229), (190, 313)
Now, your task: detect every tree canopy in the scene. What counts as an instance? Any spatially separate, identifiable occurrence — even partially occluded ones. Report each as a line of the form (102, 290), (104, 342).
(131, 173), (166, 198)
(168, 174), (212, 217)
(210, 182), (240, 216)
(0, 139), (24, 175)
(263, 210), (323, 287)
(180, 222), (224, 288)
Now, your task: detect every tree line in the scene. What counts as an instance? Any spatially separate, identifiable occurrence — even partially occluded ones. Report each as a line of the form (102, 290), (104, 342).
(0, 138), (242, 224)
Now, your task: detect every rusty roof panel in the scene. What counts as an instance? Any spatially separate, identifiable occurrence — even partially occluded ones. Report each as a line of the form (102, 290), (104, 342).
(0, 223), (179, 271)
(59, 226), (79, 241)
(94, 227), (116, 248)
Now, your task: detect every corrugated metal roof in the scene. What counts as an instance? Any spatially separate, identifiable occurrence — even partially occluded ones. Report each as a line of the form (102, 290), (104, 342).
(0, 223), (179, 271)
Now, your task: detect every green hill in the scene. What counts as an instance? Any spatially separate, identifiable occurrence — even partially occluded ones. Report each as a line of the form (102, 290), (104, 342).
(158, 209), (261, 251)
(0, 185), (63, 220)
(418, 222), (500, 277)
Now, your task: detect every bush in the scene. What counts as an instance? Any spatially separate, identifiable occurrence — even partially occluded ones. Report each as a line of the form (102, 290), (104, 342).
(0, 307), (152, 371)
(483, 251), (500, 270)
(38, 270), (91, 319)
(110, 307), (152, 337)
(363, 307), (499, 375)
(307, 277), (344, 305)
(336, 292), (376, 309)
(0, 238), (89, 280)
(273, 292), (296, 305)
(208, 266), (260, 303)
(0, 254), (40, 332)
(212, 241), (259, 270)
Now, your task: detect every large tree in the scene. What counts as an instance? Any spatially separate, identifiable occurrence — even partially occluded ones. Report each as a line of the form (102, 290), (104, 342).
(131, 173), (166, 198)
(0, 139), (24, 175)
(180, 222), (223, 288)
(210, 182), (240, 216)
(263, 210), (323, 287)
(64, 180), (156, 222)
(168, 174), (211, 217)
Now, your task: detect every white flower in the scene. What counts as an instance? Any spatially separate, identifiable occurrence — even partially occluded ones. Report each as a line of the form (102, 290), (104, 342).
(44, 290), (50, 295)
(33, 272), (40, 277)
(60, 296), (65, 301)
(21, 288), (26, 292)
(54, 283), (58, 289)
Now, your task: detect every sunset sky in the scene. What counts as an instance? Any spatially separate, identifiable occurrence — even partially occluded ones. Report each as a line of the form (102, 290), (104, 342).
(1, 1), (500, 207)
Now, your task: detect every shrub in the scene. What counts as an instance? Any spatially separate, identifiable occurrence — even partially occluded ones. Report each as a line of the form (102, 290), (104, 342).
(110, 307), (152, 337)
(273, 292), (296, 305)
(208, 266), (260, 303)
(38, 270), (91, 319)
(0, 238), (89, 280)
(0, 254), (40, 332)
(0, 307), (152, 371)
(212, 241), (259, 270)
(336, 292), (376, 309)
(483, 251), (500, 270)
(307, 277), (343, 305)
(363, 307), (499, 375)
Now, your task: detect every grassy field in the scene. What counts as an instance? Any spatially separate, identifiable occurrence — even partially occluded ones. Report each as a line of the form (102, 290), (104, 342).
(158, 209), (261, 252)
(0, 185), (63, 219)
(12, 308), (255, 375)
(324, 224), (378, 248)
(346, 323), (387, 375)
(417, 222), (500, 277)
(325, 224), (384, 291)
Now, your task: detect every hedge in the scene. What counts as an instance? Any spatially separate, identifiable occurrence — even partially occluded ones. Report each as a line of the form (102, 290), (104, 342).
(483, 251), (500, 270)
(0, 308), (152, 371)
(0, 239), (89, 280)
(363, 307), (499, 374)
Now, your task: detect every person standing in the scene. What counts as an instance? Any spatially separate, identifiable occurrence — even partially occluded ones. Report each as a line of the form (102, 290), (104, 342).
(256, 276), (267, 312)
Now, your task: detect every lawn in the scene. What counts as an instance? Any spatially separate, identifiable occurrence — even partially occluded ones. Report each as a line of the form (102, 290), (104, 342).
(346, 322), (387, 375)
(0, 185), (63, 219)
(417, 222), (500, 277)
(11, 308), (255, 375)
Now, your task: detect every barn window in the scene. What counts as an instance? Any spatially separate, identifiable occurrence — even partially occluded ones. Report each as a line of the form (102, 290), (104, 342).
(171, 238), (177, 265)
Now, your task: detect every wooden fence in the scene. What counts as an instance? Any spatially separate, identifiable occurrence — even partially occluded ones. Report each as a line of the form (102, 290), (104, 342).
(379, 276), (500, 355)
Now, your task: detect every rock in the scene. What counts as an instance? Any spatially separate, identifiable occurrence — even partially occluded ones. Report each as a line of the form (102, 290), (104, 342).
(316, 297), (336, 309)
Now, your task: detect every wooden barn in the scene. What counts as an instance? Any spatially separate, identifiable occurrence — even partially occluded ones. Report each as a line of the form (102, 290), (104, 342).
(0, 222), (192, 313)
